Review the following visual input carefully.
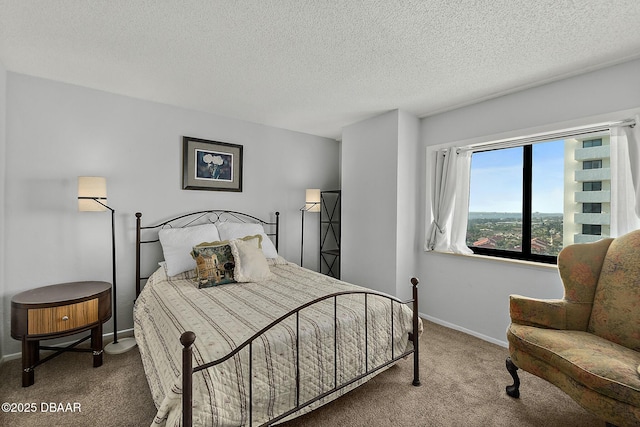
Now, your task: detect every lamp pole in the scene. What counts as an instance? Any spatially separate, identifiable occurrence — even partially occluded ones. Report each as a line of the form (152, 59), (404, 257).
(300, 202), (320, 267)
(78, 177), (136, 354)
(82, 197), (118, 343)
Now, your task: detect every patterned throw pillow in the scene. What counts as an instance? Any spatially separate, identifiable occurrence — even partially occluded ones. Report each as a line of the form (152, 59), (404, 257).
(191, 235), (262, 288)
(191, 242), (236, 288)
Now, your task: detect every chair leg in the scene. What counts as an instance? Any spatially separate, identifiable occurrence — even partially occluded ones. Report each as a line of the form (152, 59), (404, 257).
(505, 357), (520, 398)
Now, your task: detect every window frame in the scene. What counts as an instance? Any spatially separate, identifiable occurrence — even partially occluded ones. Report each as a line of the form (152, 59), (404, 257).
(582, 202), (602, 213)
(583, 181), (602, 191)
(468, 144), (558, 264)
(582, 224), (602, 235)
(582, 138), (602, 148)
(583, 159), (602, 169)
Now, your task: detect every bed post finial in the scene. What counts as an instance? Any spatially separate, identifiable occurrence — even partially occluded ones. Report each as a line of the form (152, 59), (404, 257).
(180, 331), (196, 347)
(411, 277), (421, 386)
(181, 331), (196, 427)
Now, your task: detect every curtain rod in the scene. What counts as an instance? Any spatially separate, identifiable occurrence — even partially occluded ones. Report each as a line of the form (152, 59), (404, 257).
(453, 118), (636, 154)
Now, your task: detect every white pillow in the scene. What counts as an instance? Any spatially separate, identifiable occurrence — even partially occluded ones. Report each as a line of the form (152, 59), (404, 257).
(158, 224), (221, 276)
(230, 238), (272, 283)
(216, 222), (278, 258)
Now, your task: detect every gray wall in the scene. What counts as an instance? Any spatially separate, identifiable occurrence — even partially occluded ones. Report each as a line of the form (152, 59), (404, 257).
(342, 111), (400, 295)
(395, 110), (420, 300)
(0, 61), (6, 358)
(1, 73), (340, 359)
(341, 109), (420, 299)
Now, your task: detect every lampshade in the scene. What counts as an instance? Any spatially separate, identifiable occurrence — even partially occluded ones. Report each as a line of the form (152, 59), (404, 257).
(78, 176), (107, 212)
(305, 188), (321, 213)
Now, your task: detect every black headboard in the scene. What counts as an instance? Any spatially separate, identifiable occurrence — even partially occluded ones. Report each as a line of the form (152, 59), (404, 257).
(135, 210), (280, 296)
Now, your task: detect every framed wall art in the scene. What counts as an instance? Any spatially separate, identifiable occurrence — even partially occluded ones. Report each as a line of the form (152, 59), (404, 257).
(182, 136), (243, 192)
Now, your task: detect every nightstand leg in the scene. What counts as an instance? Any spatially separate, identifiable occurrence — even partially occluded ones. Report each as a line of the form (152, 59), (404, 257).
(91, 324), (103, 367)
(21, 339), (37, 387)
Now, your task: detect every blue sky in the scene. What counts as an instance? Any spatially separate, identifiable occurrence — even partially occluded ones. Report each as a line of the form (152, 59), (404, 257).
(468, 140), (564, 213)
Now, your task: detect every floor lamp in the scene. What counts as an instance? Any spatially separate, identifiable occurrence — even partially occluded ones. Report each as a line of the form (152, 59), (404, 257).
(300, 189), (321, 267)
(78, 176), (136, 354)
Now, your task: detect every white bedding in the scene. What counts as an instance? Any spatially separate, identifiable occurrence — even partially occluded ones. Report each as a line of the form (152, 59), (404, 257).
(134, 258), (420, 426)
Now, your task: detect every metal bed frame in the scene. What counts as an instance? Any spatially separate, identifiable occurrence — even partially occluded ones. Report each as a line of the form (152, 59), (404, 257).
(134, 209), (420, 427)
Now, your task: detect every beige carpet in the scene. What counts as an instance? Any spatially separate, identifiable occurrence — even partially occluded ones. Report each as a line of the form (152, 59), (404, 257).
(0, 321), (604, 427)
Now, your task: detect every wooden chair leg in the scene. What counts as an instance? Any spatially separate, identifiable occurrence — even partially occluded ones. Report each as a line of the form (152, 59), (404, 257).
(505, 357), (520, 398)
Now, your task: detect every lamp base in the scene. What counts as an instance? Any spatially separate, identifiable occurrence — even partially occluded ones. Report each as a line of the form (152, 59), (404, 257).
(104, 337), (137, 355)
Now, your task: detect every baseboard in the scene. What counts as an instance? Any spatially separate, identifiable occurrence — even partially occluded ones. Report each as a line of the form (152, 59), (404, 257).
(420, 312), (509, 348)
(0, 327), (135, 364)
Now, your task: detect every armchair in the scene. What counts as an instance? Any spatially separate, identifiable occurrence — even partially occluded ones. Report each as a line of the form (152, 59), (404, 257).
(505, 229), (640, 427)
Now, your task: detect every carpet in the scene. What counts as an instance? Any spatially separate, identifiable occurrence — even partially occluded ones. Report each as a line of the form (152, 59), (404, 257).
(0, 321), (603, 426)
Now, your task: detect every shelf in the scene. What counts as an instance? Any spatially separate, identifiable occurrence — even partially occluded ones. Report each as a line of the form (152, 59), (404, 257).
(321, 249), (340, 256)
(320, 190), (341, 279)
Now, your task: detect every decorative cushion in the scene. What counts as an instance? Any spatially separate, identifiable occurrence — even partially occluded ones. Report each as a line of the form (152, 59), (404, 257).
(230, 238), (272, 283)
(191, 242), (236, 288)
(191, 235), (262, 288)
(196, 234), (262, 250)
(587, 230), (640, 351)
(216, 222), (278, 258)
(158, 224), (221, 276)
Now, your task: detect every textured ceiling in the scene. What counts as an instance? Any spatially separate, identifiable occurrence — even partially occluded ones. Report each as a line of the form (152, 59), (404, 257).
(1, 1), (640, 139)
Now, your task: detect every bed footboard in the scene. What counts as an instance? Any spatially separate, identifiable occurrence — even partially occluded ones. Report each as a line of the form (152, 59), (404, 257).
(180, 277), (421, 427)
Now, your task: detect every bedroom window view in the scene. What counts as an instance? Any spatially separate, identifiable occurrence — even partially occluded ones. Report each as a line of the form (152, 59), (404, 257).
(466, 134), (611, 263)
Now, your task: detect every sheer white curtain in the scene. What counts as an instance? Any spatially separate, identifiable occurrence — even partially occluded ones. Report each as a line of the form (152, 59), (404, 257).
(424, 147), (473, 254)
(610, 115), (640, 236)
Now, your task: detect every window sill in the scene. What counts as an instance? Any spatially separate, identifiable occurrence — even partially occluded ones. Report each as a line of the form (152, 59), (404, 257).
(426, 250), (559, 271)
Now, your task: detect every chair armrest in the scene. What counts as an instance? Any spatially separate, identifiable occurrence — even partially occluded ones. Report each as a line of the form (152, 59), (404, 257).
(509, 295), (592, 330)
(509, 294), (593, 330)
(509, 295), (568, 329)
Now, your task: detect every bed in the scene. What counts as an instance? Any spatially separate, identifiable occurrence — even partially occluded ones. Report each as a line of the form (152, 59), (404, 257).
(133, 210), (421, 427)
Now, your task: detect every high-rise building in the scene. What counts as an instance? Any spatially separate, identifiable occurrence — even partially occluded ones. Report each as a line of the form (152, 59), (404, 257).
(563, 132), (611, 246)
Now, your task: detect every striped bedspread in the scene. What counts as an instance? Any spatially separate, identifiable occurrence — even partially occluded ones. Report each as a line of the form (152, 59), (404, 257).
(134, 257), (420, 427)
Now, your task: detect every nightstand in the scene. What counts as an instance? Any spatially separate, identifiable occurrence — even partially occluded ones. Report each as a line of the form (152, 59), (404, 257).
(11, 281), (112, 387)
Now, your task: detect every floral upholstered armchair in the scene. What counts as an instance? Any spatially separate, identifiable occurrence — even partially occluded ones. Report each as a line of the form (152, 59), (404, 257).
(506, 229), (640, 427)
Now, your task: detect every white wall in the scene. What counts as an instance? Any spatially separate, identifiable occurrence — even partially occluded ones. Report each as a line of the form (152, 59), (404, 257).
(341, 109), (420, 298)
(1, 73), (339, 358)
(418, 58), (640, 346)
(0, 61), (7, 358)
(395, 110), (420, 300)
(342, 111), (399, 294)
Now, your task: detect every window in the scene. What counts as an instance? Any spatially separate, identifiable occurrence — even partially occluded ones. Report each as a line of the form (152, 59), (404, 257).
(583, 181), (602, 191)
(583, 160), (602, 169)
(466, 133), (611, 264)
(582, 224), (602, 235)
(583, 203), (602, 213)
(583, 138), (602, 148)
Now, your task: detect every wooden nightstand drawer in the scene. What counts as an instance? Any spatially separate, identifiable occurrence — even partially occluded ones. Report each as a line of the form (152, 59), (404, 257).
(27, 298), (99, 335)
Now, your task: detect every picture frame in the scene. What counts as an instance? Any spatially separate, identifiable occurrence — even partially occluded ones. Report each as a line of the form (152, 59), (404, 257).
(182, 136), (243, 192)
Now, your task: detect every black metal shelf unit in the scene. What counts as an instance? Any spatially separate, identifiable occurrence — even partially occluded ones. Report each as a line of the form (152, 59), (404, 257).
(320, 190), (341, 278)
